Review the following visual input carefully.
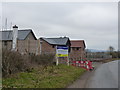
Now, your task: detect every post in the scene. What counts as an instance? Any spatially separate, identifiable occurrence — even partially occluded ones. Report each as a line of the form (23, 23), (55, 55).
(56, 45), (58, 65)
(67, 55), (69, 66)
(67, 47), (69, 66)
(56, 56), (59, 66)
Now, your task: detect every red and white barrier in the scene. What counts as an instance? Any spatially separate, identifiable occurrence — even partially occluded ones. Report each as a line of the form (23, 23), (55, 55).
(71, 60), (93, 71)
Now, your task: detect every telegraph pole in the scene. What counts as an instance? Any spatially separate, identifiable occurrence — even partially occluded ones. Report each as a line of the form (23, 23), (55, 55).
(5, 18), (7, 30)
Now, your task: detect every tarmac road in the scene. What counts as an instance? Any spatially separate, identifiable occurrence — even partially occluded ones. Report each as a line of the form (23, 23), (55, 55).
(68, 60), (119, 88)
(86, 60), (118, 88)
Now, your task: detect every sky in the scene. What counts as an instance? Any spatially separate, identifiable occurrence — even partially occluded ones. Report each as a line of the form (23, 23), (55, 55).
(1, 1), (118, 50)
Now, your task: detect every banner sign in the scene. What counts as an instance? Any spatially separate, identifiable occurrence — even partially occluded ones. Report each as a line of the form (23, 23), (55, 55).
(56, 46), (68, 57)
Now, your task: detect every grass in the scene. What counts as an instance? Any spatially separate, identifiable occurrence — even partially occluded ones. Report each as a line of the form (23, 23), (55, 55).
(102, 58), (120, 63)
(111, 58), (120, 60)
(3, 64), (86, 88)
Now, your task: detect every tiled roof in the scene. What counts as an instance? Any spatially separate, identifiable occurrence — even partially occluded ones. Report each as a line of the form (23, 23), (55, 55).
(70, 40), (86, 48)
(40, 37), (70, 45)
(0, 29), (37, 40)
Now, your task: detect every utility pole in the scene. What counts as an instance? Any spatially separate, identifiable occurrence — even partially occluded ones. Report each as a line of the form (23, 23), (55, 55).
(5, 18), (7, 30)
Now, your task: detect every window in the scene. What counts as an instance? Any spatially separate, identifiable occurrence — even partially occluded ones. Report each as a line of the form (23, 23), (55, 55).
(72, 48), (76, 50)
(4, 41), (7, 46)
(72, 47), (80, 50)
(52, 45), (55, 48)
(76, 47), (79, 50)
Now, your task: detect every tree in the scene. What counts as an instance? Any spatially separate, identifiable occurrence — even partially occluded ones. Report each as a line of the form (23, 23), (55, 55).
(107, 46), (119, 58)
(118, 50), (120, 58)
(108, 46), (115, 55)
(108, 46), (115, 53)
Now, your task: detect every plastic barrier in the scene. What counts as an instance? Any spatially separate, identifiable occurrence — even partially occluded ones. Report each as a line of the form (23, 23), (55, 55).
(71, 60), (93, 71)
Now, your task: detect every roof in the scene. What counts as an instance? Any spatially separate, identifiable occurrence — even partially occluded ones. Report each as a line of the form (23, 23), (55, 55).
(40, 37), (70, 45)
(0, 29), (37, 40)
(70, 40), (86, 48)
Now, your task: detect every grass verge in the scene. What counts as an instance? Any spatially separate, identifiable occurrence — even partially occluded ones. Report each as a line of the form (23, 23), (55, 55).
(102, 58), (120, 63)
(3, 64), (86, 88)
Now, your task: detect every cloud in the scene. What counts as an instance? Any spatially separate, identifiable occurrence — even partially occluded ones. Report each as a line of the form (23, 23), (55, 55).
(0, 2), (2, 30)
(2, 2), (118, 50)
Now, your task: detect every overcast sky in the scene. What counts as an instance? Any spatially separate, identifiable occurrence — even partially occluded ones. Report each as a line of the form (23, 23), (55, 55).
(1, 2), (118, 50)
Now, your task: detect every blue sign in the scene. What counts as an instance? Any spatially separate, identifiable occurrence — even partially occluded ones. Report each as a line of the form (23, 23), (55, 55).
(56, 46), (68, 57)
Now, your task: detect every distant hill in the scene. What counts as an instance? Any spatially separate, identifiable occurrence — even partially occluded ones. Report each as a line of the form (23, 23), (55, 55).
(86, 49), (107, 52)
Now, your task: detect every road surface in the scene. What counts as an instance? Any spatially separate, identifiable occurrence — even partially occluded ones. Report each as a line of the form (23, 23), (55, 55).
(68, 60), (119, 88)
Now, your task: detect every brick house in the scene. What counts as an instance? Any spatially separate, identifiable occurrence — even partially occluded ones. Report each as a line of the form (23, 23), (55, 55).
(69, 40), (86, 60)
(39, 37), (71, 63)
(39, 37), (71, 54)
(0, 27), (39, 54)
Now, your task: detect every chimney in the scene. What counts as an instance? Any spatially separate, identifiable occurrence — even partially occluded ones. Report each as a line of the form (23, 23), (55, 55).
(12, 25), (18, 51)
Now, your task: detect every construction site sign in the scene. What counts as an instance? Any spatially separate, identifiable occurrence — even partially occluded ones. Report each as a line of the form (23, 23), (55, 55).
(56, 46), (68, 57)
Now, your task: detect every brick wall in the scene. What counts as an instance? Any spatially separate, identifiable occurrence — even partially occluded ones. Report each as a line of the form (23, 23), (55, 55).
(2, 41), (12, 50)
(2, 40), (39, 55)
(69, 47), (86, 60)
(17, 40), (39, 54)
(40, 39), (71, 64)
(25, 32), (36, 40)
(2, 31), (38, 54)
(40, 39), (56, 54)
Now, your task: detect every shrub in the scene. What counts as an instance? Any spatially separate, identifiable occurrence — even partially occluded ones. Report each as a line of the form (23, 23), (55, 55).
(2, 49), (31, 77)
(2, 49), (55, 77)
(30, 54), (55, 66)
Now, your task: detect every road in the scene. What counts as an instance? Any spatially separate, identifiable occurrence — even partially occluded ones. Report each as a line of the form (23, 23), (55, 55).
(67, 60), (119, 88)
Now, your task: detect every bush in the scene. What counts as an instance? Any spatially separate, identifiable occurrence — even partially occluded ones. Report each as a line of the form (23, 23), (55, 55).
(2, 49), (31, 77)
(2, 49), (55, 77)
(30, 54), (55, 66)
